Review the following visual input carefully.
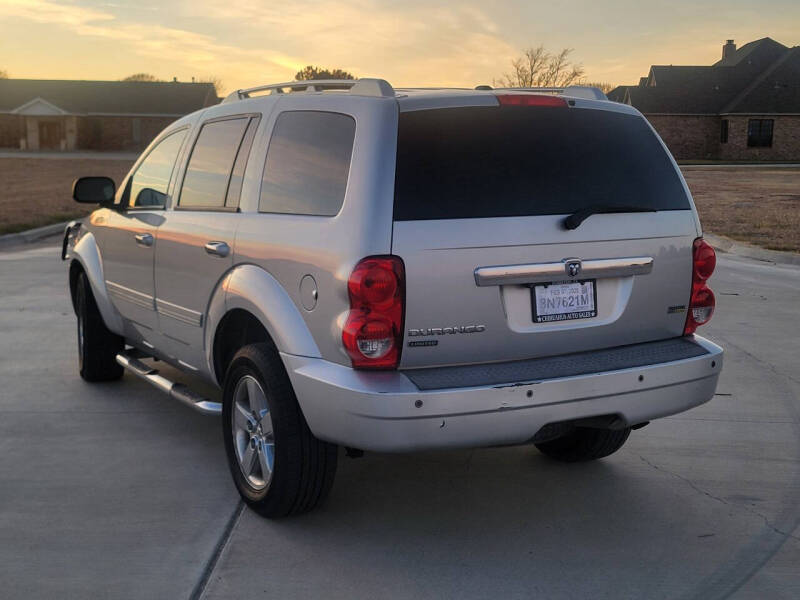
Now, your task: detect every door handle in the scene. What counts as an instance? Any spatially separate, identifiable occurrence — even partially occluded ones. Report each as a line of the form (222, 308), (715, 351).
(204, 241), (230, 258)
(134, 233), (154, 247)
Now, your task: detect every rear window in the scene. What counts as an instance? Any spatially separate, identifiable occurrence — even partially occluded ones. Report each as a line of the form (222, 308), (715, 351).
(179, 117), (250, 209)
(394, 106), (690, 221)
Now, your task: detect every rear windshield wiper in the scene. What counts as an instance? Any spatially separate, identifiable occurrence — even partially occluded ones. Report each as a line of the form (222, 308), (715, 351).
(563, 204), (657, 230)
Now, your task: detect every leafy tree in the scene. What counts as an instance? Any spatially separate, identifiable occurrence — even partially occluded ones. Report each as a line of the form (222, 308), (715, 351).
(495, 46), (584, 88)
(0, 69), (8, 79)
(295, 66), (356, 81)
(122, 73), (161, 82)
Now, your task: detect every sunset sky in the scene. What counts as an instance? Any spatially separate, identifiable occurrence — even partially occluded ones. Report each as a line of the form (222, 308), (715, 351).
(1, 0), (798, 94)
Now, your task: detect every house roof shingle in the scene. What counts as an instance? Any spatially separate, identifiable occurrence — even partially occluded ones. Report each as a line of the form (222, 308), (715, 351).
(623, 38), (800, 115)
(0, 79), (218, 115)
(723, 46), (800, 113)
(606, 85), (633, 102)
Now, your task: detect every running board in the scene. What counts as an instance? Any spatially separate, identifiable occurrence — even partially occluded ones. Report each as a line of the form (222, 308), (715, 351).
(115, 351), (222, 416)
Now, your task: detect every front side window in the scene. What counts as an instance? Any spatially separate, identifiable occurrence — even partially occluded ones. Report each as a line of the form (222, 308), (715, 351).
(259, 111), (355, 216)
(128, 129), (187, 208)
(747, 119), (773, 148)
(179, 117), (251, 209)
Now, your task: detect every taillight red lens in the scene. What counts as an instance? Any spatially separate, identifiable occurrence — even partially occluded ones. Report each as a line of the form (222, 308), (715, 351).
(343, 256), (405, 369)
(684, 238), (717, 335)
(496, 94), (568, 107)
(348, 261), (398, 306)
(692, 238), (716, 281)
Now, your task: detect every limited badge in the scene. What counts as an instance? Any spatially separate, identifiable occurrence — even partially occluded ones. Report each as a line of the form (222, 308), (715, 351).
(409, 340), (438, 347)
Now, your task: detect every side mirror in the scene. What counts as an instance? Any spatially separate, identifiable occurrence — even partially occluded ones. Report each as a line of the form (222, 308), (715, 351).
(72, 177), (116, 205)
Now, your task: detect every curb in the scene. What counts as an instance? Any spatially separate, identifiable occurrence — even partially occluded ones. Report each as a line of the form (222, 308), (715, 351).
(704, 233), (800, 267)
(0, 221), (70, 250)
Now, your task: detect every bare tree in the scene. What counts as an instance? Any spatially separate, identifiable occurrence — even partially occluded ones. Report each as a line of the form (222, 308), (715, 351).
(581, 81), (617, 94)
(495, 46), (584, 88)
(0, 69), (8, 79)
(122, 73), (161, 82)
(295, 66), (356, 81)
(199, 75), (224, 95)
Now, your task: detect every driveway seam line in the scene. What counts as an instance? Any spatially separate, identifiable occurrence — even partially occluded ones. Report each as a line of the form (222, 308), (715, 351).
(189, 500), (244, 600)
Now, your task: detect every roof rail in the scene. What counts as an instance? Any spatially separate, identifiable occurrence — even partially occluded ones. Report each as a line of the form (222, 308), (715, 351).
(488, 85), (608, 101)
(222, 78), (395, 103)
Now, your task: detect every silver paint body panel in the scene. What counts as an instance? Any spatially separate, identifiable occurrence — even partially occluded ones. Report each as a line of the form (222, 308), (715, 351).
(282, 335), (723, 452)
(65, 87), (723, 450)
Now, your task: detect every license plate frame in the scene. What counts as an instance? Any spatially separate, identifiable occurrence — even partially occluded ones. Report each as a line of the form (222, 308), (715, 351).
(531, 279), (598, 323)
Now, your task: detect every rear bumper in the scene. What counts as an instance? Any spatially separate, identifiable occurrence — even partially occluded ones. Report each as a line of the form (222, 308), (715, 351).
(282, 335), (723, 452)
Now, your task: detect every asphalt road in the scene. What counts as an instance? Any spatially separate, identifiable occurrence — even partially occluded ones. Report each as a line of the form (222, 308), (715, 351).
(1, 242), (798, 599)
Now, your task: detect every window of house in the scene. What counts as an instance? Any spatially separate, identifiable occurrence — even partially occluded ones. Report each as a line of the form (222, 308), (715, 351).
(127, 129), (187, 208)
(259, 111), (356, 216)
(132, 118), (142, 144)
(178, 116), (252, 209)
(720, 119), (728, 143)
(747, 119), (773, 148)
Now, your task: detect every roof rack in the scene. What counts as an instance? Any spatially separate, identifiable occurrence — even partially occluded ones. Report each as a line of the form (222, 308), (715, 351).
(481, 85), (608, 101)
(222, 78), (395, 103)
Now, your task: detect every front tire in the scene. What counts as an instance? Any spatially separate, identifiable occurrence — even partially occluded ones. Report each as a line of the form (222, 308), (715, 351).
(222, 343), (338, 518)
(535, 427), (632, 462)
(75, 271), (124, 382)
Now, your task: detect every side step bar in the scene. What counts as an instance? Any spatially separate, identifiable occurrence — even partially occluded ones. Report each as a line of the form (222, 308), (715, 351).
(116, 351), (222, 416)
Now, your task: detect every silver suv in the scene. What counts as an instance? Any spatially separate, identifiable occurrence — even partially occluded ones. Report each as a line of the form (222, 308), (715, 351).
(65, 79), (723, 517)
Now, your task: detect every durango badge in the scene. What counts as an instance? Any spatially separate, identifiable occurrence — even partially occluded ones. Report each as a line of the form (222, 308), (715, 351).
(408, 325), (486, 336)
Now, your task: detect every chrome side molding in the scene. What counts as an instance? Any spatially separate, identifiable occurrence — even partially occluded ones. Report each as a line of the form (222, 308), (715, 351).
(474, 256), (654, 287)
(116, 351), (221, 415)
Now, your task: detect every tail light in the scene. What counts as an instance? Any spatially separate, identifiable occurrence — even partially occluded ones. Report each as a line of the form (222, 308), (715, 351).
(684, 238), (716, 335)
(342, 256), (405, 369)
(496, 94), (568, 107)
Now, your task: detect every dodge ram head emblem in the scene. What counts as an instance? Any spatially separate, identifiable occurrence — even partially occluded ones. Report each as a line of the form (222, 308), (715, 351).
(565, 259), (582, 277)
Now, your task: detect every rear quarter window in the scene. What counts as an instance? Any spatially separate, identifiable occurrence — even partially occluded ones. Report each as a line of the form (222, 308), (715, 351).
(259, 111), (356, 217)
(394, 106), (690, 221)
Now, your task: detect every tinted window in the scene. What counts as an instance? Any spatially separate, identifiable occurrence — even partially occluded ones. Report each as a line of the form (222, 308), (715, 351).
(129, 129), (186, 208)
(225, 117), (260, 208)
(259, 111), (355, 216)
(179, 117), (249, 209)
(394, 106), (690, 221)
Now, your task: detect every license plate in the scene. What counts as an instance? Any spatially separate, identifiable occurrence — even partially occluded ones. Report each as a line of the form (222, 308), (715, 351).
(531, 280), (597, 323)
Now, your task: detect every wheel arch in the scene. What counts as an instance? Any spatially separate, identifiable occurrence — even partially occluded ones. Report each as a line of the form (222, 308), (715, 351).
(206, 264), (322, 385)
(68, 231), (125, 334)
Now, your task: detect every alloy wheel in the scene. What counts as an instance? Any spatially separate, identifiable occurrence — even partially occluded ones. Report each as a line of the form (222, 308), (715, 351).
(231, 375), (275, 490)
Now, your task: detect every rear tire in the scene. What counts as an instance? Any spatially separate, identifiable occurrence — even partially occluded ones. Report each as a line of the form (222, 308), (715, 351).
(222, 343), (338, 518)
(75, 271), (124, 382)
(535, 427), (632, 462)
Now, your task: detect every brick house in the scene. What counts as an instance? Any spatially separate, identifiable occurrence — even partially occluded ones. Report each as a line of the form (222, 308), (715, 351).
(0, 79), (218, 152)
(608, 38), (800, 161)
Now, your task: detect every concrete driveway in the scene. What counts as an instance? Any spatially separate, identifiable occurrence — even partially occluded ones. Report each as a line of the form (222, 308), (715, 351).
(1, 242), (798, 599)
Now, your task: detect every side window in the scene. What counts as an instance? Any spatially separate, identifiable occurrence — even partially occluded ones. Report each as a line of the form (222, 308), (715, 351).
(128, 129), (187, 208)
(259, 111), (355, 216)
(178, 116), (257, 209)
